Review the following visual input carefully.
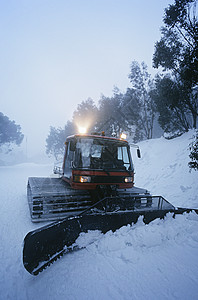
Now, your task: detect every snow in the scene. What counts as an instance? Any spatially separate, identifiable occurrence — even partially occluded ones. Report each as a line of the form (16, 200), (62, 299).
(0, 131), (198, 300)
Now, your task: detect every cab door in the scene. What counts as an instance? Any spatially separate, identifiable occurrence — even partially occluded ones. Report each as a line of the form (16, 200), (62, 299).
(63, 141), (75, 181)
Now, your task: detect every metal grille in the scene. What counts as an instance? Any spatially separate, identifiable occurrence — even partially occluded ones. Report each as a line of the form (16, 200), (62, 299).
(91, 175), (124, 184)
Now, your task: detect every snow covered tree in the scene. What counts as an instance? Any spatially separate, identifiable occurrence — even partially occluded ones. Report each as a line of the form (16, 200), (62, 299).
(0, 112), (24, 148)
(189, 131), (198, 171)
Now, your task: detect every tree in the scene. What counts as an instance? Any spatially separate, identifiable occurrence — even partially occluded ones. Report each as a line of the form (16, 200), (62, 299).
(189, 131), (198, 171)
(122, 88), (142, 141)
(0, 112), (24, 148)
(46, 99), (98, 159)
(151, 74), (191, 133)
(153, 0), (198, 129)
(96, 89), (129, 137)
(72, 98), (98, 133)
(46, 121), (75, 159)
(124, 61), (156, 140)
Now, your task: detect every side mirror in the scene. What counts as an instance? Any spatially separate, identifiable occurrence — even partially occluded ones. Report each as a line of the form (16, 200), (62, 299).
(137, 148), (141, 158)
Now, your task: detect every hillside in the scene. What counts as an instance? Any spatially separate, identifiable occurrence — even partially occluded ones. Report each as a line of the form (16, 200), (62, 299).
(133, 130), (198, 209)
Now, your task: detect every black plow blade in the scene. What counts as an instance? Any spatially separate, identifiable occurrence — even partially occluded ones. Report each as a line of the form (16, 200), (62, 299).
(23, 196), (198, 275)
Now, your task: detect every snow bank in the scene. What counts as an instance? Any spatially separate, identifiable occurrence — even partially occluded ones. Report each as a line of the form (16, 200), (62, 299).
(0, 131), (198, 300)
(133, 130), (198, 209)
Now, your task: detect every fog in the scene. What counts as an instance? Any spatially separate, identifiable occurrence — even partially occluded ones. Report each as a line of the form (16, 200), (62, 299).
(0, 0), (173, 158)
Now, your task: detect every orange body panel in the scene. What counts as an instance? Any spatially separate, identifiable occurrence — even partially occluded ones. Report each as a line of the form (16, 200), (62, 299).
(62, 169), (134, 190)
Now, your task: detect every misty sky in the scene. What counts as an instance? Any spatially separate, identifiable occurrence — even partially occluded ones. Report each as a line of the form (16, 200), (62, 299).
(0, 0), (174, 157)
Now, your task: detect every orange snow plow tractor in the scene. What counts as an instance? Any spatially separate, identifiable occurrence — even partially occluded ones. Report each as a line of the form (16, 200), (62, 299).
(23, 133), (198, 275)
(28, 133), (144, 222)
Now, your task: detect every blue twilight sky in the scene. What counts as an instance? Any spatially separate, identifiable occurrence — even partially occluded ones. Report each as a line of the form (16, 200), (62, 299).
(0, 0), (174, 156)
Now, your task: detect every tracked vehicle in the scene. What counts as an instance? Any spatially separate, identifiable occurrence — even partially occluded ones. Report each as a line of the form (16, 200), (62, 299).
(24, 132), (198, 275)
(28, 132), (151, 222)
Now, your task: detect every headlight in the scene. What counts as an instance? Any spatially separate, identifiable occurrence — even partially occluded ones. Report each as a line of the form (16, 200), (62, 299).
(74, 175), (91, 183)
(120, 133), (127, 140)
(78, 126), (87, 134)
(124, 177), (133, 183)
(80, 176), (91, 183)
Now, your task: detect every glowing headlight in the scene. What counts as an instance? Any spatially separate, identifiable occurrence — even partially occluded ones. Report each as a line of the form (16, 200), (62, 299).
(124, 177), (133, 183)
(120, 133), (127, 140)
(80, 176), (91, 183)
(74, 175), (91, 183)
(78, 127), (87, 134)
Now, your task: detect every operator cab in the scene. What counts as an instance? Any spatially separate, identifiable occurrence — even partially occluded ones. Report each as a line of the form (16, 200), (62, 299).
(62, 134), (134, 189)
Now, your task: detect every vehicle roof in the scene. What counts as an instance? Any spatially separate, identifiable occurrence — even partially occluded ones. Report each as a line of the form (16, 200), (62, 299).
(66, 134), (128, 144)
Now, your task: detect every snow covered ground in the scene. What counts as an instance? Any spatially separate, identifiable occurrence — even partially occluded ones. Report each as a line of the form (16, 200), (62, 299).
(0, 131), (198, 300)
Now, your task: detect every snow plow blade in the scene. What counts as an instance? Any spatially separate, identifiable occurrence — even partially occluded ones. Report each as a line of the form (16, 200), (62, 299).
(23, 195), (198, 275)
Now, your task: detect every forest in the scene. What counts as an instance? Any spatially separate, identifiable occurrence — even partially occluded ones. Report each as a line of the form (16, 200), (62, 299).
(46, 0), (198, 160)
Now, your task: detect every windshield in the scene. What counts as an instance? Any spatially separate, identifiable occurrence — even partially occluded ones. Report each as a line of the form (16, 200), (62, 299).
(74, 137), (133, 171)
